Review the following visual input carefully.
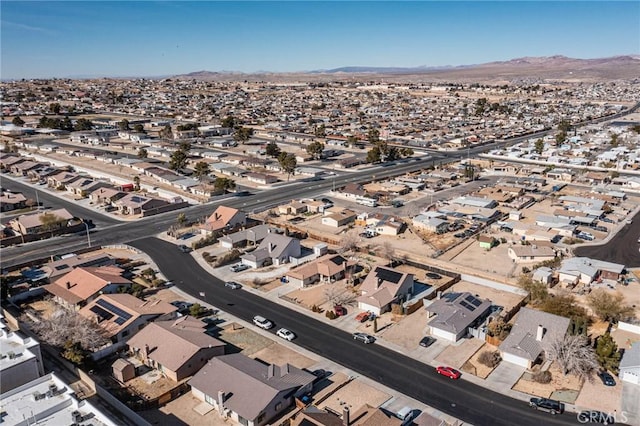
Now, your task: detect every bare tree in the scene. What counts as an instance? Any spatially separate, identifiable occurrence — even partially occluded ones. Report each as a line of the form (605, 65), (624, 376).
(380, 241), (396, 264)
(27, 308), (109, 352)
(546, 334), (599, 381)
(323, 286), (357, 307)
(339, 230), (361, 254)
(586, 289), (635, 323)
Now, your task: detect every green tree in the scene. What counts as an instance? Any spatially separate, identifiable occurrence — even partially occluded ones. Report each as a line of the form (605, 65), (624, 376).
(278, 152), (297, 181)
(586, 289), (635, 323)
(306, 141), (325, 160)
(610, 133), (619, 147)
(555, 131), (567, 145)
(189, 303), (208, 318)
(194, 161), (211, 181)
(137, 147), (148, 159)
(314, 125), (326, 138)
(346, 135), (358, 147)
(133, 176), (140, 190)
(169, 149), (188, 171)
(177, 212), (187, 227)
(60, 116), (73, 131)
(11, 116), (25, 127)
(631, 125), (640, 134)
(517, 274), (549, 303)
(221, 115), (235, 128)
(558, 119), (572, 133)
(233, 126), (254, 145)
(595, 332), (621, 374)
(159, 124), (173, 139)
(535, 139), (544, 155)
(539, 293), (591, 333)
(62, 341), (87, 365)
(213, 177), (236, 192)
(133, 123), (145, 133)
(118, 119), (130, 131)
(366, 145), (381, 163)
(49, 103), (61, 114)
(367, 128), (380, 144)
(265, 141), (281, 158)
(73, 118), (93, 131)
(39, 212), (65, 236)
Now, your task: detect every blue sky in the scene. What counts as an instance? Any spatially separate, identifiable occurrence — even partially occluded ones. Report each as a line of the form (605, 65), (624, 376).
(1, 1), (639, 79)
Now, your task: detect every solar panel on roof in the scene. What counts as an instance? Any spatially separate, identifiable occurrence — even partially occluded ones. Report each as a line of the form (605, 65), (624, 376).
(459, 300), (477, 311)
(90, 305), (114, 320)
(375, 267), (403, 284)
(114, 317), (128, 325)
(96, 299), (132, 321)
(470, 298), (482, 307)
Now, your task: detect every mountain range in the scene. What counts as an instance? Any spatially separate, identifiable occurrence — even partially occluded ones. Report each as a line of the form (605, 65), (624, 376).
(174, 55), (640, 82)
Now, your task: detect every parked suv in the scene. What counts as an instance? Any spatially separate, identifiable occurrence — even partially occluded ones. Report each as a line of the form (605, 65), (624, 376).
(253, 315), (273, 329)
(529, 397), (564, 414)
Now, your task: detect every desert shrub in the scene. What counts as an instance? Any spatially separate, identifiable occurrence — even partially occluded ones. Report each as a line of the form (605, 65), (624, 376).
(532, 370), (552, 384)
(311, 305), (319, 313)
(326, 310), (336, 320)
(478, 350), (502, 368)
(214, 249), (241, 267)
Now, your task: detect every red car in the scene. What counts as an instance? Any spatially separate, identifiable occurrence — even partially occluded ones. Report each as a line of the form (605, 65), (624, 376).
(334, 305), (347, 317)
(436, 366), (461, 379)
(355, 311), (372, 322)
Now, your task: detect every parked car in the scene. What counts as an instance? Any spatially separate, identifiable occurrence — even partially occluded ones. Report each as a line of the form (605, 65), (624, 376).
(253, 315), (273, 329)
(334, 305), (347, 316)
(224, 281), (242, 290)
(353, 332), (375, 344)
(355, 311), (372, 322)
(276, 328), (296, 341)
(419, 336), (437, 348)
(528, 397), (564, 414)
(177, 244), (192, 253)
(435, 366), (461, 379)
(597, 371), (616, 386)
(425, 272), (442, 280)
(577, 410), (615, 424)
(230, 263), (250, 273)
(170, 301), (193, 312)
(593, 226), (608, 232)
(601, 217), (615, 223)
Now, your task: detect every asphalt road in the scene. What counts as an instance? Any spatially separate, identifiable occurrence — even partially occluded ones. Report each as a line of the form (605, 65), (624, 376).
(130, 237), (581, 426)
(0, 176), (120, 227)
(574, 213), (640, 267)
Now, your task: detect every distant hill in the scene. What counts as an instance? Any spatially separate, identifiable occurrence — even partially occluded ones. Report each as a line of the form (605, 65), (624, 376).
(173, 55), (640, 82)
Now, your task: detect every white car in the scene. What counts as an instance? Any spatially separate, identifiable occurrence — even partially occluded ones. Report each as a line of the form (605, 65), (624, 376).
(276, 328), (296, 341)
(253, 315), (273, 329)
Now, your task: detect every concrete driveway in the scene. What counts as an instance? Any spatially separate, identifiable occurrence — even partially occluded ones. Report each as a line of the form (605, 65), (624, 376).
(621, 382), (640, 426)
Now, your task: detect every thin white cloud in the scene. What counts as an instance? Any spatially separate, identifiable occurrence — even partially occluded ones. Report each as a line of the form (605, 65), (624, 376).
(1, 20), (56, 35)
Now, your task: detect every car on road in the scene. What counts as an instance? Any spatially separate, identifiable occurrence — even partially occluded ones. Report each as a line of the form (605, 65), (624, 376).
(435, 366), (461, 379)
(577, 410), (615, 424)
(353, 332), (375, 344)
(425, 272), (442, 280)
(419, 336), (436, 348)
(276, 328), (296, 341)
(253, 315), (273, 329)
(177, 244), (192, 253)
(597, 371), (616, 386)
(355, 311), (372, 322)
(528, 397), (564, 414)
(626, 219), (633, 225)
(224, 281), (242, 290)
(230, 263), (250, 273)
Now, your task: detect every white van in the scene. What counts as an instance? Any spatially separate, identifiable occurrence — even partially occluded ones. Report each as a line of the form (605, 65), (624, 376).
(396, 406), (415, 423)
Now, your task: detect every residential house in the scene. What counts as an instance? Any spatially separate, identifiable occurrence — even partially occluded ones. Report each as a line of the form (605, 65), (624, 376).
(508, 245), (556, 263)
(286, 254), (354, 288)
(201, 206), (247, 235)
(112, 193), (170, 215)
(425, 292), (492, 342)
(619, 342), (640, 384)
(365, 213), (405, 236)
(66, 178), (112, 198)
(127, 316), (225, 382)
(89, 187), (126, 205)
(0, 321), (45, 393)
(291, 404), (402, 426)
(321, 208), (357, 228)
(412, 214), (449, 234)
(39, 253), (116, 281)
(339, 183), (367, 199)
(219, 224), (271, 249)
(189, 353), (315, 426)
(9, 208), (75, 235)
(11, 160), (42, 176)
(499, 307), (570, 368)
(0, 191), (27, 212)
(478, 235), (496, 249)
(43, 266), (132, 311)
(47, 171), (81, 189)
(532, 267), (553, 286)
(246, 173), (278, 185)
(79, 294), (177, 344)
(278, 200), (308, 216)
(357, 266), (414, 315)
(558, 257), (625, 286)
(240, 233), (301, 268)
